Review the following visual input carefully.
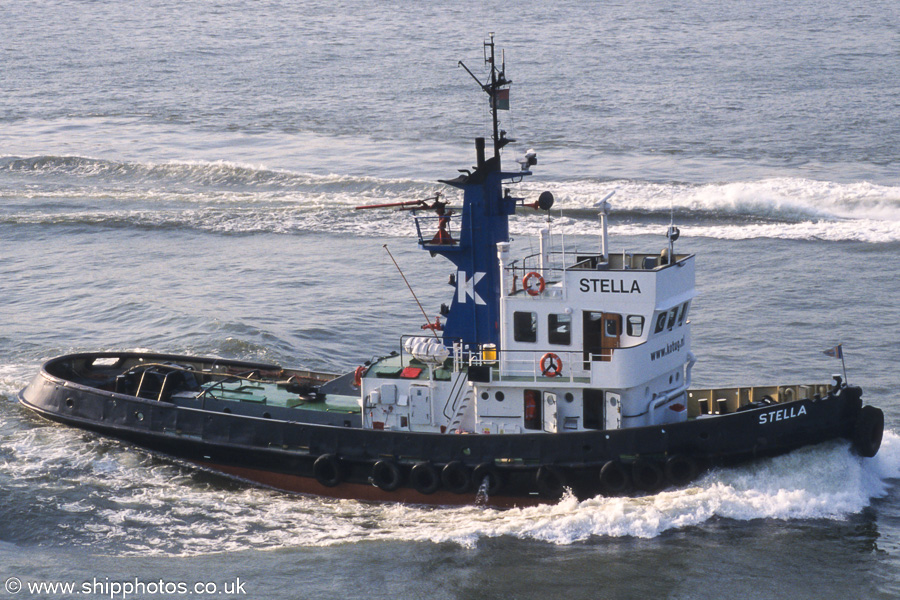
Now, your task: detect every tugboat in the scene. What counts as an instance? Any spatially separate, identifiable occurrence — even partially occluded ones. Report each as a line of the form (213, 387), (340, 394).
(18, 36), (884, 507)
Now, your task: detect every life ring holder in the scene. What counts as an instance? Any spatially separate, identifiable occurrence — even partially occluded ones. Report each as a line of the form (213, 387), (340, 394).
(540, 352), (562, 378)
(523, 272), (545, 296)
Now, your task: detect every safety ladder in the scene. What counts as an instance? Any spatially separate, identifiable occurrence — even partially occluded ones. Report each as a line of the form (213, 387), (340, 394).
(448, 389), (474, 433)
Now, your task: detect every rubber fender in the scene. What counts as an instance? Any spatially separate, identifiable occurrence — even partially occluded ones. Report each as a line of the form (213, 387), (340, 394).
(473, 463), (504, 496)
(371, 460), (403, 491)
(410, 462), (440, 495)
(631, 459), (665, 492)
(441, 461), (471, 494)
(664, 455), (699, 487)
(852, 405), (885, 458)
(598, 461), (630, 495)
(313, 454), (343, 488)
(535, 465), (567, 499)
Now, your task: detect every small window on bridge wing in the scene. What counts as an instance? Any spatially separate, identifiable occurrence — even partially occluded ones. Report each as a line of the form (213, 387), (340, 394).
(627, 315), (645, 337)
(514, 311), (537, 343)
(654, 312), (668, 334)
(677, 301), (690, 326)
(548, 313), (571, 345)
(666, 307), (678, 330)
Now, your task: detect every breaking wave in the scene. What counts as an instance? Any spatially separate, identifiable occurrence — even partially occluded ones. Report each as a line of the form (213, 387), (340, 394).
(2, 155), (900, 242)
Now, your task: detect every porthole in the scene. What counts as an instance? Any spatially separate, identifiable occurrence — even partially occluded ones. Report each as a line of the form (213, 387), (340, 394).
(65, 398), (75, 409)
(223, 407), (232, 414)
(495, 391), (505, 401)
(134, 411), (144, 422)
(263, 412), (272, 419)
(481, 392), (489, 400)
(564, 392), (574, 403)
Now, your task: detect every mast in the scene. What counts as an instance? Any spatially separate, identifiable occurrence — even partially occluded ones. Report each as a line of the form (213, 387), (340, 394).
(487, 35), (501, 159)
(458, 33), (513, 161)
(419, 35), (530, 351)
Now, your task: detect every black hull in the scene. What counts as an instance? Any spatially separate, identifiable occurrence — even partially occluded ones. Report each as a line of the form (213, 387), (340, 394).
(18, 352), (875, 507)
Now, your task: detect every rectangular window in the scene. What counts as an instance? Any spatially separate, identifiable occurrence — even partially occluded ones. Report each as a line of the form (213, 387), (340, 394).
(677, 301), (690, 326)
(513, 311), (537, 343)
(654, 312), (668, 334)
(666, 307), (678, 330)
(604, 317), (620, 337)
(548, 313), (571, 345)
(626, 315), (645, 337)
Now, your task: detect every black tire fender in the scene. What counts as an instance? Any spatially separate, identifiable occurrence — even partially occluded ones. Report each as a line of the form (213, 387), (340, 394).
(371, 460), (403, 491)
(535, 465), (567, 499)
(664, 455), (699, 487)
(632, 459), (665, 492)
(599, 460), (630, 495)
(313, 454), (343, 488)
(441, 461), (471, 494)
(410, 462), (441, 495)
(473, 462), (504, 496)
(852, 405), (885, 458)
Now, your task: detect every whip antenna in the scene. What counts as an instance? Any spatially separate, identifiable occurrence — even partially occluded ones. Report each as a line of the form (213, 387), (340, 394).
(383, 244), (440, 340)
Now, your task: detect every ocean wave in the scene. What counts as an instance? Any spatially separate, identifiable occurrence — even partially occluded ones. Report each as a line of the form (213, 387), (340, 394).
(2, 156), (899, 242)
(523, 177), (900, 223)
(0, 155), (430, 196)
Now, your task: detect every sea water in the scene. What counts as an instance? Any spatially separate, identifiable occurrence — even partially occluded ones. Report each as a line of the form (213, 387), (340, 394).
(2, 1), (899, 598)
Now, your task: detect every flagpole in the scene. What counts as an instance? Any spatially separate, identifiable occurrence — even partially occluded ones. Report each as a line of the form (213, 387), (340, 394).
(840, 348), (848, 386)
(824, 344), (848, 386)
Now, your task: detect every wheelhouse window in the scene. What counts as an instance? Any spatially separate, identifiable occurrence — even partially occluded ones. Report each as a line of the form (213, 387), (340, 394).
(666, 306), (678, 330)
(626, 315), (644, 337)
(548, 313), (571, 345)
(514, 311), (537, 343)
(604, 316), (620, 337)
(654, 312), (668, 334)
(677, 301), (690, 326)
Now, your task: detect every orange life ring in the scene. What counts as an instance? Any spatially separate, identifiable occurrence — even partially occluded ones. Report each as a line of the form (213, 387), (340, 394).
(523, 272), (545, 296)
(353, 365), (366, 387)
(540, 352), (562, 377)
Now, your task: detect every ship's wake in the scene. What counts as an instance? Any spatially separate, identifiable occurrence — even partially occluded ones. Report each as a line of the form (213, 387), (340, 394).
(2, 155), (899, 243)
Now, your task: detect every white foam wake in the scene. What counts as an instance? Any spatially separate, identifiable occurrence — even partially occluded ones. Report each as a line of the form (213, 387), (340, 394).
(4, 155), (900, 241)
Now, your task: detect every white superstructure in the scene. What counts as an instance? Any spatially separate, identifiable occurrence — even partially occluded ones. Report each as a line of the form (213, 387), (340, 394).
(360, 215), (697, 436)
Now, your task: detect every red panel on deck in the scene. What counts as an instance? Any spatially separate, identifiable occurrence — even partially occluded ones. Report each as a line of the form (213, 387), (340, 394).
(400, 367), (423, 378)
